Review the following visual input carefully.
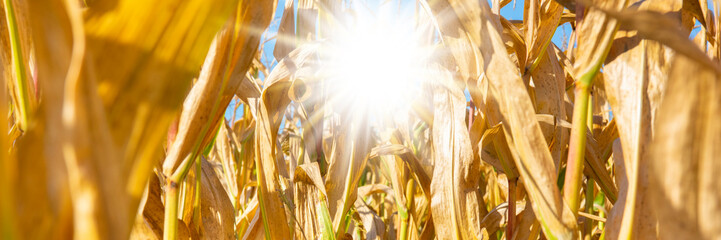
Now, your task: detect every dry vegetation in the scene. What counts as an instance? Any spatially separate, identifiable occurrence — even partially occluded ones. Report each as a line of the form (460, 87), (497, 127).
(1, 0), (720, 239)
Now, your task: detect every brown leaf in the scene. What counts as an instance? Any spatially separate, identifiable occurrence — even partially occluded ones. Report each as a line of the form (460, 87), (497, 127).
(552, 0), (576, 13)
(274, 0), (296, 60)
(479, 124), (519, 178)
(598, 3), (720, 74)
(604, 139), (627, 238)
(642, 55), (721, 239)
(523, 0), (564, 73)
(428, 64), (484, 239)
(601, 1), (683, 239)
(583, 130), (619, 203)
(292, 177), (323, 240)
(683, 0), (707, 28)
(354, 198), (386, 240)
(573, 0), (628, 79)
(196, 158), (235, 239)
(323, 102), (374, 236)
(369, 144), (432, 201)
(129, 174), (197, 240)
(213, 122), (240, 202)
(11, 0), (76, 238)
(357, 184), (395, 201)
(163, 0), (275, 177)
(297, 0), (318, 41)
(441, 0), (578, 238)
(55, 0), (237, 238)
(531, 46), (568, 170)
(480, 201), (527, 236)
(499, 16), (528, 71)
(295, 162), (327, 197)
(254, 44), (319, 239)
(11, 125), (56, 239)
(1, 0), (35, 130)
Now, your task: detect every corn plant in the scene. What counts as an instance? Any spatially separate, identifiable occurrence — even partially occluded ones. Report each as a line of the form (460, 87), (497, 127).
(2, 0), (720, 239)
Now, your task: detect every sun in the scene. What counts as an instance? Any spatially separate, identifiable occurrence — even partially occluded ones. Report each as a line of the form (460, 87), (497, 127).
(320, 3), (431, 120)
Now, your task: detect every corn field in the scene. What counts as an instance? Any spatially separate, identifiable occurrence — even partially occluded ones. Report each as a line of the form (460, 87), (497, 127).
(1, 0), (720, 239)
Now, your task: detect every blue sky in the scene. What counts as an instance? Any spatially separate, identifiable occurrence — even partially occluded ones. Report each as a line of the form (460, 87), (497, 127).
(225, 0), (710, 120)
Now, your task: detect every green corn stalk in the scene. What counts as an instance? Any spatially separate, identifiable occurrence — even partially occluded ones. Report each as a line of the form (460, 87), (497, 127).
(583, 92), (595, 238)
(564, 0), (626, 218)
(3, 0), (32, 131)
(192, 156), (202, 233)
(399, 179), (415, 240)
(318, 194), (336, 240)
(563, 70), (595, 214)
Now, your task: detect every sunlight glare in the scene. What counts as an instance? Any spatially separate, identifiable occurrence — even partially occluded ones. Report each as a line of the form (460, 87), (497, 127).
(323, 6), (428, 118)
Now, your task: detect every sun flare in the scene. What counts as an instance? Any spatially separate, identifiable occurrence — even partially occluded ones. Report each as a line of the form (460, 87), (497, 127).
(321, 5), (431, 119)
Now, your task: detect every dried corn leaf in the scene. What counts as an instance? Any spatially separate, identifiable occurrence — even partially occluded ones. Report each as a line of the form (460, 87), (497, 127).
(241, 201), (265, 240)
(573, 0), (627, 80)
(163, 0), (275, 176)
(605, 139), (627, 235)
(428, 64), (484, 239)
(499, 16), (528, 70)
(642, 55), (721, 239)
(324, 106), (374, 236)
(0, 47), (11, 239)
(582, 131), (618, 203)
(129, 174), (197, 240)
(195, 158), (235, 239)
(601, 1), (682, 239)
(236, 74), (262, 103)
(297, 0), (317, 41)
(58, 0), (237, 238)
(478, 127), (509, 173)
(535, 114), (619, 202)
(443, 35), (481, 86)
(357, 184), (395, 200)
(599, 4), (719, 73)
(254, 44), (319, 239)
(11, 123), (55, 239)
(512, 201), (539, 240)
(531, 46), (568, 170)
(369, 144), (432, 200)
(236, 197), (259, 237)
(274, 0), (296, 60)
(293, 163), (324, 240)
(1, 0), (35, 130)
(524, 0), (563, 73)
(295, 162), (327, 197)
(10, 0), (76, 238)
(480, 201), (526, 236)
(479, 124), (519, 179)
(553, 0), (576, 12)
(683, 0), (707, 28)
(440, 0), (577, 238)
(354, 198), (385, 240)
(214, 122), (239, 202)
(377, 152), (411, 233)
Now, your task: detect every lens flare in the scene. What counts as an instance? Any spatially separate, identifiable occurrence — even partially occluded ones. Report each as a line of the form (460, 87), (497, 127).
(321, 4), (431, 120)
